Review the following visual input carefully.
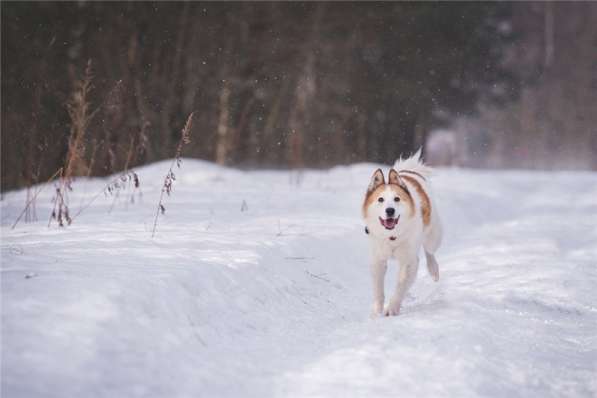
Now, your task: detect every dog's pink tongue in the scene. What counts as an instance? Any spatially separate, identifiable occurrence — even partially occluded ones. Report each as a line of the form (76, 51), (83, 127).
(379, 217), (397, 229)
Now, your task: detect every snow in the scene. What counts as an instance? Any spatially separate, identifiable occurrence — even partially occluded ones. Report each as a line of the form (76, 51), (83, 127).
(2, 159), (596, 398)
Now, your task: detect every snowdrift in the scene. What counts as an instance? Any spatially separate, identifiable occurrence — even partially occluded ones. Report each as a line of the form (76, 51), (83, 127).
(2, 160), (596, 397)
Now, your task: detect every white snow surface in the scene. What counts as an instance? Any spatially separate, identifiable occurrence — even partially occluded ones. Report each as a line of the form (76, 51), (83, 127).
(1, 159), (596, 398)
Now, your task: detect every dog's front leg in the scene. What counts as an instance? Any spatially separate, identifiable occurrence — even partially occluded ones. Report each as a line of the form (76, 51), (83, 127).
(370, 259), (387, 317)
(384, 254), (419, 316)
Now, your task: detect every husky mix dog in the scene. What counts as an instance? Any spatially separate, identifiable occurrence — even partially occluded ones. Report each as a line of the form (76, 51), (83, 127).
(362, 150), (442, 317)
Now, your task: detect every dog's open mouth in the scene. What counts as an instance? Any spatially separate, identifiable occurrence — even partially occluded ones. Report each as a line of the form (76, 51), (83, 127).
(379, 215), (399, 230)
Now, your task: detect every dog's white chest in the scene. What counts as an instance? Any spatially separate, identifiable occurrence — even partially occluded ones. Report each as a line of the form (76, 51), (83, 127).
(370, 236), (405, 260)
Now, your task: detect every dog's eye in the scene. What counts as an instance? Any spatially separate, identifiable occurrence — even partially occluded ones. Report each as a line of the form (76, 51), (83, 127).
(378, 197), (384, 203)
(394, 197), (400, 202)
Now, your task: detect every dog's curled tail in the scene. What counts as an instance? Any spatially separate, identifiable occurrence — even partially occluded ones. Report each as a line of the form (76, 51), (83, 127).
(394, 148), (432, 178)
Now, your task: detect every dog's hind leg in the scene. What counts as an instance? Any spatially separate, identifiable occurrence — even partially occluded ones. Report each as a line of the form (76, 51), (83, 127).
(423, 210), (442, 281)
(425, 251), (440, 282)
(423, 212), (442, 253)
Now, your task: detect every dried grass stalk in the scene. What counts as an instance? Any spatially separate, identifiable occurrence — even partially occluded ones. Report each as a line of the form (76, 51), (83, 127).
(11, 167), (63, 229)
(65, 59), (98, 179)
(48, 60), (99, 228)
(151, 112), (194, 238)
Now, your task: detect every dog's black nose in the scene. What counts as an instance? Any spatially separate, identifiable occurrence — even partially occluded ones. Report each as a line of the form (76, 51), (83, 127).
(385, 207), (395, 217)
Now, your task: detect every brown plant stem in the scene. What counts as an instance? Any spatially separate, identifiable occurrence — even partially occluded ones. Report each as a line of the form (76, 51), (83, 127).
(12, 168), (64, 230)
(151, 112), (194, 238)
(70, 171), (137, 222)
(151, 158), (177, 238)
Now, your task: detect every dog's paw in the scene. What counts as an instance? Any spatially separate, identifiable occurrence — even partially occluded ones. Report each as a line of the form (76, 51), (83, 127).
(425, 253), (440, 282)
(370, 302), (384, 318)
(383, 301), (401, 317)
(370, 311), (382, 319)
(429, 266), (439, 282)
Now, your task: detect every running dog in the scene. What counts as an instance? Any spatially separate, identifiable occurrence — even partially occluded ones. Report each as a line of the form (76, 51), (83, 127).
(362, 150), (442, 316)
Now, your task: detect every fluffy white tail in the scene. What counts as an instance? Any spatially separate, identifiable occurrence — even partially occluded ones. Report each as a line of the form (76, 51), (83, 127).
(394, 148), (432, 177)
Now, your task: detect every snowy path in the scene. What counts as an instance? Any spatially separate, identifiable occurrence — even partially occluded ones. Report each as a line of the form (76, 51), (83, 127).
(2, 160), (596, 397)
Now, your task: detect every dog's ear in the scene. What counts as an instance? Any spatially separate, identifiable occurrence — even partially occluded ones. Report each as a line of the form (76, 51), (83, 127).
(368, 169), (385, 193)
(388, 169), (404, 187)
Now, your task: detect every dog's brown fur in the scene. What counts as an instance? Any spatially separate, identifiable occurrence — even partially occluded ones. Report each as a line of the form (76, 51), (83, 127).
(400, 174), (431, 226)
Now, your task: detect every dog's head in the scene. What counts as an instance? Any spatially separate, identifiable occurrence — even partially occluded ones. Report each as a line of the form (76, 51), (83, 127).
(362, 168), (414, 234)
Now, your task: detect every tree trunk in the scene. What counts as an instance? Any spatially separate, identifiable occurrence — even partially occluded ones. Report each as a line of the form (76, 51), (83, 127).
(215, 81), (231, 165)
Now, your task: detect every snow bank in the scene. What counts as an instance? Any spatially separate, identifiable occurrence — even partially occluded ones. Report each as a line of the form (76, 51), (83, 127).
(2, 160), (596, 397)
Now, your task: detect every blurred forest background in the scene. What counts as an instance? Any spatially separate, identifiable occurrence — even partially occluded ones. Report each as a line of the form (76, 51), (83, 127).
(2, 2), (596, 192)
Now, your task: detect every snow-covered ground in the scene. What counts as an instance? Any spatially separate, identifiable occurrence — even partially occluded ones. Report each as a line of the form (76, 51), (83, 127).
(2, 160), (596, 398)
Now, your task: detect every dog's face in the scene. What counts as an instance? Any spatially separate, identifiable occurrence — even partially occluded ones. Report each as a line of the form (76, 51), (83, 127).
(362, 169), (413, 234)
